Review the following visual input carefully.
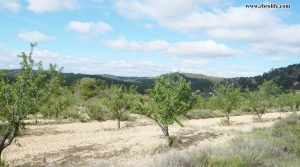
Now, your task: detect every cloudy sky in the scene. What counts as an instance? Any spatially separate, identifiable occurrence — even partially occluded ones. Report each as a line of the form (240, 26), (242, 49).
(0, 0), (299, 77)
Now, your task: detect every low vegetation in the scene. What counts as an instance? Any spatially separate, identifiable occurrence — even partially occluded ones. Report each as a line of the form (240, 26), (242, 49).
(146, 114), (300, 167)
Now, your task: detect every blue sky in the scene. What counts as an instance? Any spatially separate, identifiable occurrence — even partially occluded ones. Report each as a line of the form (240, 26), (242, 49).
(0, 0), (299, 77)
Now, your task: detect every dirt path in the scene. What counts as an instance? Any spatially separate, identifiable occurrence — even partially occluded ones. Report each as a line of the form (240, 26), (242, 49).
(3, 112), (293, 167)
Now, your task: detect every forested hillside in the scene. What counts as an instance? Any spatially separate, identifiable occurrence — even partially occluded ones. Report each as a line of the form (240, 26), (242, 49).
(2, 63), (300, 93)
(226, 63), (300, 91)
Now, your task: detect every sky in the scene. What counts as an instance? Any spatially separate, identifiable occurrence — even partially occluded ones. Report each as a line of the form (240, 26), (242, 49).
(0, 0), (299, 77)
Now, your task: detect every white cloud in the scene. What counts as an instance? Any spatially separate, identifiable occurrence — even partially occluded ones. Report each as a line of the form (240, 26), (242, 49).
(0, 46), (171, 77)
(33, 50), (59, 59)
(27, 0), (79, 13)
(115, 1), (300, 56)
(0, 0), (20, 12)
(0, 46), (19, 69)
(103, 38), (241, 58)
(18, 31), (53, 43)
(0, 46), (267, 77)
(115, 0), (222, 21)
(187, 65), (263, 78)
(33, 52), (172, 76)
(181, 59), (209, 67)
(68, 21), (112, 39)
(268, 56), (287, 62)
(103, 38), (168, 52)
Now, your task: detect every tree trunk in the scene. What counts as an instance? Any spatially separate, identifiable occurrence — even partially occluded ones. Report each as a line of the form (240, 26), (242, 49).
(226, 111), (230, 123)
(0, 121), (20, 163)
(55, 108), (59, 118)
(117, 118), (120, 129)
(159, 125), (171, 145)
(257, 112), (262, 119)
(0, 148), (3, 162)
(160, 125), (169, 137)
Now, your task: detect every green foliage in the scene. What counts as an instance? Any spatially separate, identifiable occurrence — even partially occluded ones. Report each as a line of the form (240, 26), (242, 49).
(85, 98), (109, 121)
(258, 80), (281, 99)
(212, 84), (240, 122)
(271, 114), (300, 156)
(185, 109), (248, 120)
(61, 105), (81, 119)
(101, 85), (138, 129)
(246, 91), (268, 118)
(185, 110), (224, 119)
(137, 73), (194, 138)
(193, 95), (215, 110)
(246, 80), (281, 118)
(79, 78), (97, 100)
(0, 160), (9, 167)
(42, 87), (75, 118)
(77, 78), (108, 101)
(276, 92), (300, 111)
(0, 44), (61, 161)
(168, 136), (182, 148)
(226, 63), (300, 91)
(295, 94), (300, 110)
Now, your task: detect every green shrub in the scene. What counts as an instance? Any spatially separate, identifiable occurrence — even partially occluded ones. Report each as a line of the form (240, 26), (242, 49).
(185, 109), (249, 120)
(151, 144), (169, 154)
(168, 136), (182, 148)
(78, 113), (90, 122)
(0, 161), (9, 167)
(186, 110), (224, 119)
(61, 105), (81, 119)
(271, 114), (300, 156)
(85, 98), (134, 122)
(85, 100), (109, 121)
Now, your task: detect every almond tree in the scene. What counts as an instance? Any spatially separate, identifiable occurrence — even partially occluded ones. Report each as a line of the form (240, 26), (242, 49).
(102, 85), (138, 129)
(246, 80), (280, 119)
(0, 44), (61, 161)
(247, 90), (268, 119)
(213, 84), (240, 123)
(137, 74), (194, 143)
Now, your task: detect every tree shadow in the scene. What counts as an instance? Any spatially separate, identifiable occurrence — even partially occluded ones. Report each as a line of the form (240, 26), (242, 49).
(18, 127), (75, 137)
(17, 143), (130, 167)
(175, 129), (221, 147)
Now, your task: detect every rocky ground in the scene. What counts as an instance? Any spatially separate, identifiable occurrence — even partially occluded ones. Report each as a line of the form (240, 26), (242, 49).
(3, 112), (292, 167)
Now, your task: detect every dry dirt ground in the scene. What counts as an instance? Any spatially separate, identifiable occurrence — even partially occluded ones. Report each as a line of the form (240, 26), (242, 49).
(3, 112), (294, 167)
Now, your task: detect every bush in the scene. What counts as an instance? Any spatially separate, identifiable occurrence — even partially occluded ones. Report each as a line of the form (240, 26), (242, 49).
(168, 136), (182, 148)
(78, 113), (90, 122)
(271, 114), (300, 156)
(61, 105), (81, 119)
(0, 161), (9, 167)
(85, 100), (109, 121)
(185, 109), (249, 120)
(186, 110), (224, 119)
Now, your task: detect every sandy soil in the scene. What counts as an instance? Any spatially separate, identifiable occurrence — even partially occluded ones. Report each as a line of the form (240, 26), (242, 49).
(2, 112), (294, 167)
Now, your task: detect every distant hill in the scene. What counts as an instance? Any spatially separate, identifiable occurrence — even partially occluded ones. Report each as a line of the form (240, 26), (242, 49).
(2, 63), (300, 93)
(225, 63), (300, 91)
(100, 73), (220, 93)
